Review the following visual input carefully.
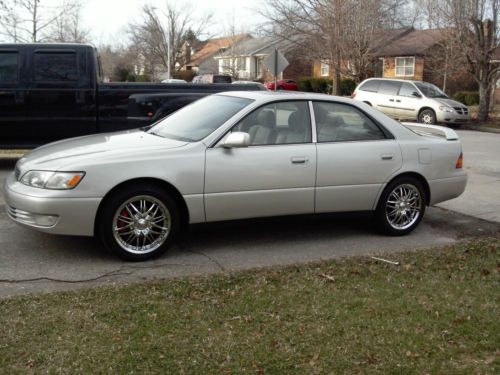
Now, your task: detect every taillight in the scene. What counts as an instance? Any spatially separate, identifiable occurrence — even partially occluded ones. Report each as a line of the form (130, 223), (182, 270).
(456, 152), (463, 169)
(351, 91), (357, 99)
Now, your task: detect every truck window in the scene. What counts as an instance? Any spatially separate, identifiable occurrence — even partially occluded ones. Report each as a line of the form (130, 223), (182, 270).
(0, 51), (18, 83)
(34, 52), (78, 82)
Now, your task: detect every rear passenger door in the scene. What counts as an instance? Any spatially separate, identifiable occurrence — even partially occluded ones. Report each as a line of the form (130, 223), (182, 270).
(373, 80), (401, 118)
(0, 47), (26, 146)
(313, 101), (402, 213)
(25, 48), (97, 144)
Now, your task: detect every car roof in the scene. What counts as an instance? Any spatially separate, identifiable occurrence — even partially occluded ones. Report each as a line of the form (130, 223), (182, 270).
(361, 77), (419, 84)
(215, 90), (355, 104)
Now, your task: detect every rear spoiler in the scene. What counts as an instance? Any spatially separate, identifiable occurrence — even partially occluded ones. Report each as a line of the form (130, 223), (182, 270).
(401, 122), (459, 141)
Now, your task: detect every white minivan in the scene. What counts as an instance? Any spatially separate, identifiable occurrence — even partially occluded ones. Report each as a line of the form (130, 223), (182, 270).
(352, 78), (470, 125)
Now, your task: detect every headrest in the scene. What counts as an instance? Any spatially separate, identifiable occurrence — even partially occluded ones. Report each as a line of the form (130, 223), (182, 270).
(257, 110), (275, 128)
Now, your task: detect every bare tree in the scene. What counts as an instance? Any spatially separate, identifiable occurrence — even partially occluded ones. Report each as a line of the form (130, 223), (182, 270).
(216, 15), (251, 79)
(434, 0), (500, 121)
(129, 1), (212, 80)
(0, 0), (80, 42)
(48, 2), (89, 43)
(261, 0), (411, 94)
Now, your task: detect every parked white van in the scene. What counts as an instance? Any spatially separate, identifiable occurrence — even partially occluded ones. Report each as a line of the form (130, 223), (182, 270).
(352, 78), (470, 125)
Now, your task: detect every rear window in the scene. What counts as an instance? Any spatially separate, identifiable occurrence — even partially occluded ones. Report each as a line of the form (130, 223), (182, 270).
(0, 51), (18, 83)
(359, 80), (381, 92)
(378, 80), (401, 95)
(213, 75), (232, 83)
(34, 51), (78, 82)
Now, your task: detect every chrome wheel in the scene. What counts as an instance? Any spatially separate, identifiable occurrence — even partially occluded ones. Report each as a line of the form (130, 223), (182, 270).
(112, 195), (171, 254)
(385, 184), (422, 230)
(422, 114), (432, 124)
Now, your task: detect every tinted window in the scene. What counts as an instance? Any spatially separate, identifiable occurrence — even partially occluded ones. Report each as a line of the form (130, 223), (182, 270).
(232, 101), (311, 145)
(398, 82), (419, 97)
(213, 75), (232, 83)
(359, 80), (380, 92)
(0, 52), (18, 83)
(378, 81), (401, 95)
(148, 95), (252, 142)
(34, 52), (78, 81)
(314, 102), (385, 142)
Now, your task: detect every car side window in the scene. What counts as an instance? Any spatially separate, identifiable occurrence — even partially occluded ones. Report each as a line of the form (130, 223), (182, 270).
(399, 82), (418, 97)
(359, 79), (380, 92)
(34, 52), (78, 82)
(378, 81), (401, 95)
(0, 51), (18, 83)
(232, 101), (311, 145)
(313, 102), (386, 142)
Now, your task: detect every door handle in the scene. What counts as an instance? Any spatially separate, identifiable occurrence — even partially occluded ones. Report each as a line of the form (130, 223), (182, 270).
(291, 156), (308, 164)
(396, 99), (401, 103)
(381, 154), (394, 160)
(389, 99), (394, 102)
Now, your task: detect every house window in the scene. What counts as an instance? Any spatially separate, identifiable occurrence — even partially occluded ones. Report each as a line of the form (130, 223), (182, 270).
(239, 57), (246, 71)
(320, 61), (329, 76)
(395, 57), (415, 77)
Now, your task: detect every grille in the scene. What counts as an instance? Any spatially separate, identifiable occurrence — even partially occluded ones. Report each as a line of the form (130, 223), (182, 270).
(453, 107), (469, 115)
(14, 166), (21, 180)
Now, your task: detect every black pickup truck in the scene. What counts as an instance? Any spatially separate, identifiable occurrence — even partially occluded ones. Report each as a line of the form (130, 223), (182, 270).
(0, 43), (265, 148)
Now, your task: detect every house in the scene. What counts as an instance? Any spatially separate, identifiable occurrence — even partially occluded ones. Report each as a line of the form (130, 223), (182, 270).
(214, 36), (313, 81)
(182, 34), (252, 75)
(312, 28), (477, 94)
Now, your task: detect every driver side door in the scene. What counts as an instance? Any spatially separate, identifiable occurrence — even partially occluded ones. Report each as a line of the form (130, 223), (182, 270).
(204, 101), (316, 222)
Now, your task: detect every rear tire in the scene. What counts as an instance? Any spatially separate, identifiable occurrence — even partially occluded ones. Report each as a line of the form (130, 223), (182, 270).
(98, 184), (180, 261)
(376, 177), (426, 236)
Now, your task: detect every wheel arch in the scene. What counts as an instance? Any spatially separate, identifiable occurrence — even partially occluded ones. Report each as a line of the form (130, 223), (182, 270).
(93, 177), (190, 236)
(377, 172), (431, 208)
(418, 106), (436, 118)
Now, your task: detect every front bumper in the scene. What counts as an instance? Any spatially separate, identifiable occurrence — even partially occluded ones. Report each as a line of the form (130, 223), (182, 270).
(436, 111), (470, 124)
(4, 172), (101, 236)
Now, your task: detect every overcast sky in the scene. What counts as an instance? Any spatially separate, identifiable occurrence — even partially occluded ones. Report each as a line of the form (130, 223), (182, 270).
(80, 0), (266, 45)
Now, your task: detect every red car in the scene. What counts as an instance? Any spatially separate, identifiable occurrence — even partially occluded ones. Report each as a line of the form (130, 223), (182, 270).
(265, 79), (299, 91)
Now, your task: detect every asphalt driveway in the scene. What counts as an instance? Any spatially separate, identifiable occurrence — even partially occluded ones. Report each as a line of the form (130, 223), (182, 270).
(1, 129), (499, 297)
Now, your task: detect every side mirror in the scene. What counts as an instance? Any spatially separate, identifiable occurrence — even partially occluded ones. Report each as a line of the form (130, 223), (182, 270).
(412, 92), (422, 98)
(223, 132), (250, 148)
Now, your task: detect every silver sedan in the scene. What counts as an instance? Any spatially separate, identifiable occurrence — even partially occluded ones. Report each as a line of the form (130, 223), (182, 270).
(4, 92), (467, 260)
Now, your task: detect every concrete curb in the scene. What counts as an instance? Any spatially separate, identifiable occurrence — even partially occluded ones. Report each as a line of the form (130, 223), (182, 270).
(459, 125), (500, 134)
(0, 150), (27, 160)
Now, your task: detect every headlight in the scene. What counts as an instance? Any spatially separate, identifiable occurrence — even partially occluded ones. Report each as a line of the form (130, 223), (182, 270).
(438, 105), (455, 113)
(20, 171), (85, 190)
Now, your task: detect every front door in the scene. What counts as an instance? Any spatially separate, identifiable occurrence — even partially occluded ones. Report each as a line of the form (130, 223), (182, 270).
(394, 82), (422, 121)
(204, 101), (316, 222)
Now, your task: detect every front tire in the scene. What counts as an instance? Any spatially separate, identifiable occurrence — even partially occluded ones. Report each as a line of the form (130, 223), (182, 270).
(376, 177), (426, 236)
(418, 109), (437, 125)
(98, 184), (180, 261)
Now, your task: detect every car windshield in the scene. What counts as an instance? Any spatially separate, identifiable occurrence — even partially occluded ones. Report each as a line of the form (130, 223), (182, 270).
(147, 95), (253, 142)
(414, 82), (448, 98)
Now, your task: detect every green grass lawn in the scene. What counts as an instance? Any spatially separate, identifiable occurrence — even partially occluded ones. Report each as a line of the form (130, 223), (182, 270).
(1, 239), (499, 374)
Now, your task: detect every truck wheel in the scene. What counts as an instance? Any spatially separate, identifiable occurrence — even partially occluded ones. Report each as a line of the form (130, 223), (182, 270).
(98, 184), (180, 261)
(418, 109), (436, 125)
(376, 177), (426, 236)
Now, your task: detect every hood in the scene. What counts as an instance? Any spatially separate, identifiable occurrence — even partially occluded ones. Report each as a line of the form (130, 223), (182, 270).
(17, 130), (187, 171)
(434, 98), (467, 108)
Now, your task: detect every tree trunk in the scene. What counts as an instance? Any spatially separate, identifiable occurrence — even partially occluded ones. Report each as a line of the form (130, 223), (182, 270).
(477, 81), (490, 122)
